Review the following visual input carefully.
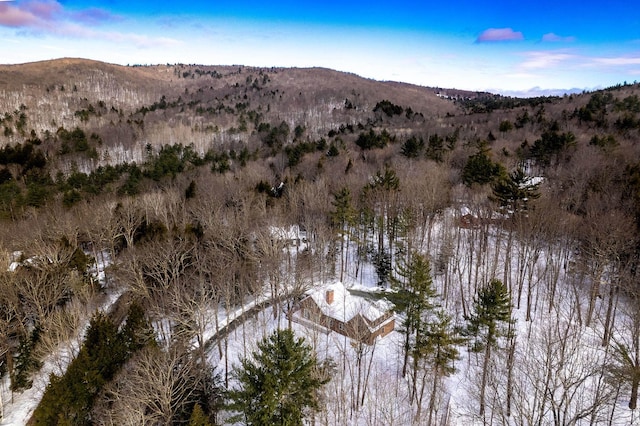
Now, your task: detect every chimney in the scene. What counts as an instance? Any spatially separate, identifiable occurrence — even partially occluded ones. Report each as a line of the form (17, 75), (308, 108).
(325, 289), (334, 305)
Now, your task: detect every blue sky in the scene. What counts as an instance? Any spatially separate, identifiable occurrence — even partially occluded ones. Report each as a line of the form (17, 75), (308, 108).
(1, 0), (639, 95)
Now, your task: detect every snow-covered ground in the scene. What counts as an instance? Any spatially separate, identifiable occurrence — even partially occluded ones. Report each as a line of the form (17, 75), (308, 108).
(4, 212), (640, 425)
(208, 209), (640, 426)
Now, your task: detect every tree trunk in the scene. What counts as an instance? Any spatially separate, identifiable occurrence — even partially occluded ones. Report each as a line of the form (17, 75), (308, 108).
(353, 344), (363, 413)
(630, 376), (639, 410)
(586, 264), (602, 328)
(479, 339), (492, 416)
(402, 330), (410, 378)
(360, 342), (376, 408)
(377, 215), (384, 258)
(426, 214), (434, 252)
(415, 367), (428, 424)
(516, 246), (526, 310)
(602, 281), (618, 347)
(526, 279), (533, 322)
(427, 369), (439, 426)
(503, 230), (513, 292)
(410, 349), (419, 404)
(224, 337), (229, 388)
(506, 331), (516, 417)
(340, 230), (345, 282)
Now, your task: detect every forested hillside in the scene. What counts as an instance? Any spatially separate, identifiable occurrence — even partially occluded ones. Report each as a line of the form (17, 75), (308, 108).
(1, 59), (640, 425)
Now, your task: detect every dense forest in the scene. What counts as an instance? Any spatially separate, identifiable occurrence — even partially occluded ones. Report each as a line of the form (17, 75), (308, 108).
(1, 59), (640, 425)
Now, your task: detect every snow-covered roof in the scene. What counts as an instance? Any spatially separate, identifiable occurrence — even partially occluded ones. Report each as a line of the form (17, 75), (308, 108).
(306, 281), (392, 325)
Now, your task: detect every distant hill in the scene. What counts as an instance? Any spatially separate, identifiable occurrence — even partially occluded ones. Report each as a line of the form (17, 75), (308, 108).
(0, 58), (477, 167)
(0, 57), (637, 171)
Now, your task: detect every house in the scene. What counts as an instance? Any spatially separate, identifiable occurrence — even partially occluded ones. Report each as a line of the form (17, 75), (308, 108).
(289, 282), (395, 345)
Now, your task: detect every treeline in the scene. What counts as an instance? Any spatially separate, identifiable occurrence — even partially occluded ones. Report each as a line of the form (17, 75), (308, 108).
(457, 93), (560, 113)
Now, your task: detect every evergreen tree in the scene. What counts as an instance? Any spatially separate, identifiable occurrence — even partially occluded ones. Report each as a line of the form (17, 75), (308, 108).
(390, 252), (438, 379)
(400, 136), (424, 158)
(464, 279), (514, 416)
(499, 120), (514, 133)
(120, 301), (155, 352)
(424, 310), (464, 425)
(530, 128), (576, 166)
(327, 142), (339, 157)
(330, 187), (355, 231)
(391, 252), (463, 420)
(10, 326), (43, 391)
(490, 167), (540, 215)
(32, 306), (154, 425)
(362, 167), (401, 281)
(424, 310), (462, 379)
(185, 179), (197, 199)
(462, 143), (505, 186)
(228, 329), (329, 426)
(426, 133), (445, 162)
(373, 99), (404, 117)
(33, 313), (124, 425)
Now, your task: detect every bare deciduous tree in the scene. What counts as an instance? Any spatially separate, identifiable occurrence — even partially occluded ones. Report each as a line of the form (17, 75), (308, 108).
(94, 344), (204, 426)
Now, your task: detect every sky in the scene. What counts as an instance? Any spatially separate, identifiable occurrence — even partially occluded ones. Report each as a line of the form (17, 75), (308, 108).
(0, 0), (639, 96)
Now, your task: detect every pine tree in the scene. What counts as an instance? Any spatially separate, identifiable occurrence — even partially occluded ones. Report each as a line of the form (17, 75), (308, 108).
(10, 325), (42, 391)
(120, 301), (155, 352)
(424, 311), (464, 425)
(491, 167), (540, 215)
(33, 314), (123, 425)
(228, 329), (329, 426)
(185, 179), (197, 199)
(330, 187), (355, 231)
(363, 167), (401, 265)
(391, 252), (463, 421)
(462, 143), (505, 186)
(400, 135), (424, 158)
(464, 279), (514, 416)
(390, 252), (438, 379)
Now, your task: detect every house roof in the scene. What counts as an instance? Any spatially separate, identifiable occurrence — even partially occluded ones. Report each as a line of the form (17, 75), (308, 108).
(305, 281), (393, 325)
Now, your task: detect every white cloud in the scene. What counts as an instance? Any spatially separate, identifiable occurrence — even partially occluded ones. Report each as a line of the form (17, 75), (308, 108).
(519, 51), (576, 69)
(0, 0), (179, 49)
(590, 56), (640, 66)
